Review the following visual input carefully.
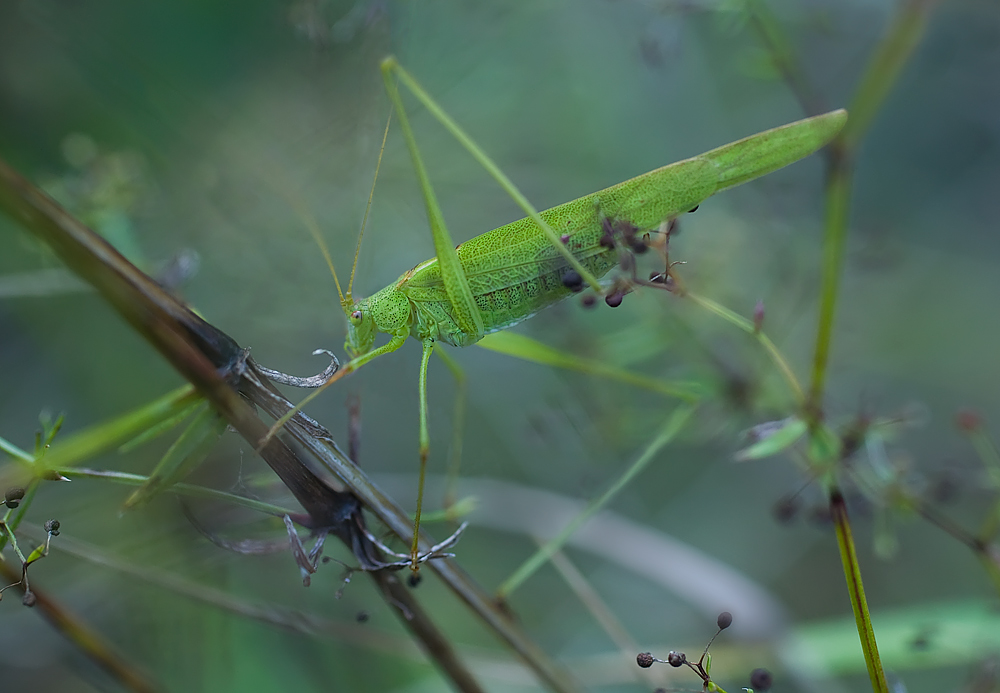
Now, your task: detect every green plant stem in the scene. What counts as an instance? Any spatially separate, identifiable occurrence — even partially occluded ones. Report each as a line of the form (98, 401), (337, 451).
(746, 0), (827, 117)
(60, 468), (297, 516)
(686, 292), (804, 404)
(497, 403), (694, 599)
(829, 488), (889, 693)
(808, 152), (852, 411)
(0, 434), (34, 465)
(807, 0), (940, 413)
(842, 0), (940, 152)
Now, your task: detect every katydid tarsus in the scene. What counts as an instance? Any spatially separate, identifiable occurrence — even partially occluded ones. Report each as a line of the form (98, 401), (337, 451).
(263, 56), (847, 571)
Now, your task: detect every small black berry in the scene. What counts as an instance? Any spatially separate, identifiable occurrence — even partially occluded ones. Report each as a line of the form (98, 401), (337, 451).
(605, 291), (624, 308)
(561, 271), (584, 292)
(22, 591), (37, 607)
(773, 496), (800, 524)
(667, 651), (685, 667)
(750, 667), (773, 690)
(4, 487), (25, 509)
(636, 652), (655, 668)
(717, 611), (733, 630)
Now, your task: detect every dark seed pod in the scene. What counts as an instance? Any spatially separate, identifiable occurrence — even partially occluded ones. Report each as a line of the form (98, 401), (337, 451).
(5, 487), (25, 504)
(22, 591), (37, 607)
(605, 291), (624, 308)
(667, 651), (686, 667)
(581, 294), (597, 309)
(407, 573), (422, 588)
(772, 496), (800, 524)
(561, 271), (584, 292)
(717, 611), (733, 630)
(636, 652), (655, 668)
(44, 519), (61, 536)
(750, 667), (773, 690)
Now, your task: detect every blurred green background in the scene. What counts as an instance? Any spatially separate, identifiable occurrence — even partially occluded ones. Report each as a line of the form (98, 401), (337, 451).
(1, 1), (999, 691)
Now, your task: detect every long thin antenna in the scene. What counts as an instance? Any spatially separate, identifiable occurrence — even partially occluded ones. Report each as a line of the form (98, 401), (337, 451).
(346, 109), (392, 305)
(293, 193), (345, 307)
(258, 160), (346, 307)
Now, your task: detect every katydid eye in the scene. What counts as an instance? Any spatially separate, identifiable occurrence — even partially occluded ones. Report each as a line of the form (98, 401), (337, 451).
(351, 310), (363, 322)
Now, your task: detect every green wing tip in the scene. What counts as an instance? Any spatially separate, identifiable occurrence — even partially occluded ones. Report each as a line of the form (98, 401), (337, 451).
(816, 108), (849, 137)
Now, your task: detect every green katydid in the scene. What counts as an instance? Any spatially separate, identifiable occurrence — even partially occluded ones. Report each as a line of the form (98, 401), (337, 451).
(263, 56), (847, 571)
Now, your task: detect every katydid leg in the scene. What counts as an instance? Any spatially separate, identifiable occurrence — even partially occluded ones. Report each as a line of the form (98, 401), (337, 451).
(411, 339), (436, 569)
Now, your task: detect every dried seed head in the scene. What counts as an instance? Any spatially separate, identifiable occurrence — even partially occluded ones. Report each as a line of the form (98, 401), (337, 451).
(630, 239), (649, 254)
(561, 271), (584, 292)
(636, 652), (655, 668)
(772, 496), (800, 524)
(22, 591), (37, 607)
(4, 487), (25, 509)
(717, 611), (733, 630)
(44, 519), (61, 536)
(750, 667), (773, 690)
(667, 651), (686, 667)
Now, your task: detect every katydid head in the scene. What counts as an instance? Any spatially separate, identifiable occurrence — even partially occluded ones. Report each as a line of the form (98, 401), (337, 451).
(344, 298), (377, 359)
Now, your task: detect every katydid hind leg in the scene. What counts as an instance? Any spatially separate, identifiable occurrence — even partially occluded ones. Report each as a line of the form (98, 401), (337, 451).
(380, 58), (485, 341)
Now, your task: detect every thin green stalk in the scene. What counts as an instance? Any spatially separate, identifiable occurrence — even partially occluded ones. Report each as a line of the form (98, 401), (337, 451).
(0, 435), (35, 465)
(807, 0), (940, 411)
(808, 155), (852, 411)
(60, 468), (297, 517)
(40, 385), (202, 471)
(829, 488), (889, 692)
(497, 403), (695, 599)
(686, 291), (804, 404)
(746, 0), (828, 117)
(843, 0), (940, 152)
